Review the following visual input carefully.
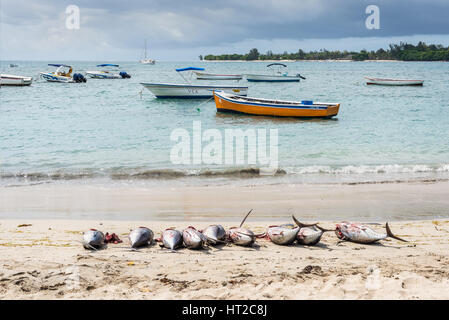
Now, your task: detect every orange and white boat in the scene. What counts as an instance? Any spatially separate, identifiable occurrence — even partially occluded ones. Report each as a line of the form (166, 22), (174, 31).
(213, 91), (340, 118)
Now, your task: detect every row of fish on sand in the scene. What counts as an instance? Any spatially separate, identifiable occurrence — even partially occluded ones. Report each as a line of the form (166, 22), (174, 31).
(82, 209), (408, 251)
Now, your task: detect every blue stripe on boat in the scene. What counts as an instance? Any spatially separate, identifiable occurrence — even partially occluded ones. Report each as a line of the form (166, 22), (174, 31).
(215, 93), (328, 110)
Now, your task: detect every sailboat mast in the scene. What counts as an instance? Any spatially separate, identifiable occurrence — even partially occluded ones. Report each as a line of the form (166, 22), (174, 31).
(144, 40), (147, 59)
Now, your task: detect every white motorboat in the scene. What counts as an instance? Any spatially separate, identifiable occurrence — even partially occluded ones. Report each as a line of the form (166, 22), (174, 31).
(0, 74), (32, 86)
(40, 64), (87, 83)
(140, 67), (248, 98)
(139, 40), (156, 64)
(86, 64), (131, 79)
(245, 63), (305, 82)
(365, 77), (424, 86)
(194, 71), (243, 80)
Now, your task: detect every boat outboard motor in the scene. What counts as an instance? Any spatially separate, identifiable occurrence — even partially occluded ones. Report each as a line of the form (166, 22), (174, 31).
(119, 71), (131, 79)
(296, 73), (306, 80)
(73, 73), (87, 83)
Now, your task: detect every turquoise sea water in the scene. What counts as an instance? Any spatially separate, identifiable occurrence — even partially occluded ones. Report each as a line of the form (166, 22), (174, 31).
(1, 61), (449, 186)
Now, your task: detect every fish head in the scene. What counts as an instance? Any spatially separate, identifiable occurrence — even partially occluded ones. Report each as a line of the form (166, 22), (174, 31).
(335, 223), (347, 239)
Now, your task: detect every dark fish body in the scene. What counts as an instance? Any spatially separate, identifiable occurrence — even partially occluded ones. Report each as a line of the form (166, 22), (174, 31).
(202, 224), (226, 245)
(83, 229), (105, 250)
(226, 227), (255, 246)
(183, 227), (207, 249)
(162, 229), (183, 250)
(267, 225), (299, 245)
(129, 227), (154, 248)
(335, 222), (407, 244)
(297, 226), (325, 245)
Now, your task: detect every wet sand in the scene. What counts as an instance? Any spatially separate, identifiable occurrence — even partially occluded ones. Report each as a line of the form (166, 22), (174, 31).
(0, 219), (449, 299)
(1, 180), (449, 221)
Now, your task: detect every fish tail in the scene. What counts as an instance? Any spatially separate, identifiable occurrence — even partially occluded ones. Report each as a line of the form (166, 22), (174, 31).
(239, 209), (253, 228)
(292, 215), (318, 228)
(315, 225), (335, 232)
(386, 223), (408, 242)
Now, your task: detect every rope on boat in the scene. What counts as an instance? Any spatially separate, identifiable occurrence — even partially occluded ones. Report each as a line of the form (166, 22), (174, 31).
(193, 96), (214, 112)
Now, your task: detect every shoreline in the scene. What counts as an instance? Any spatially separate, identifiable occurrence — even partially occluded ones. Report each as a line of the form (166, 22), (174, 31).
(0, 219), (448, 299)
(1, 180), (449, 221)
(202, 59), (399, 62)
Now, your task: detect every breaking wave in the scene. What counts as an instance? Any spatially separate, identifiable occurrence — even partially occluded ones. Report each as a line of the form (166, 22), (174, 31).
(1, 163), (448, 185)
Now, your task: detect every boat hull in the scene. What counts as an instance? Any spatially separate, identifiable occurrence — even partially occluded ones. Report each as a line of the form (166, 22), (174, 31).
(140, 59), (155, 65)
(214, 92), (339, 118)
(40, 72), (74, 83)
(140, 83), (248, 98)
(245, 74), (300, 82)
(194, 72), (243, 80)
(365, 77), (424, 86)
(0, 74), (32, 86)
(86, 71), (121, 79)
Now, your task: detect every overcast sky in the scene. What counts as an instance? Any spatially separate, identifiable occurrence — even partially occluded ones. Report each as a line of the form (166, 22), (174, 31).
(1, 0), (448, 61)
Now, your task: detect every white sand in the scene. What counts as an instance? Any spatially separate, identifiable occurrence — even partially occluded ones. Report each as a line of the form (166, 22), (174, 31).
(1, 219), (449, 299)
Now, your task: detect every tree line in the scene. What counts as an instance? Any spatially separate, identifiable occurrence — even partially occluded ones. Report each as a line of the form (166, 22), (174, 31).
(201, 42), (449, 61)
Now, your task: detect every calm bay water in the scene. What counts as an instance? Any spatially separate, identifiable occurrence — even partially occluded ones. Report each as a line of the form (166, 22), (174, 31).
(1, 61), (449, 187)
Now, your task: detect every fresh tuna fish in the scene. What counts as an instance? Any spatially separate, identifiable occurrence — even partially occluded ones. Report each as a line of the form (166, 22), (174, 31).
(226, 209), (258, 247)
(82, 229), (105, 250)
(296, 226), (327, 245)
(202, 224), (226, 245)
(161, 228), (183, 251)
(293, 215), (330, 246)
(129, 227), (154, 248)
(183, 226), (207, 250)
(266, 225), (299, 245)
(226, 227), (256, 246)
(335, 222), (407, 244)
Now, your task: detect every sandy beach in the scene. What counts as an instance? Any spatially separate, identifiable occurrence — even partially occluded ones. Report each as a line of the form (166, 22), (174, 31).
(1, 180), (449, 300)
(0, 219), (448, 300)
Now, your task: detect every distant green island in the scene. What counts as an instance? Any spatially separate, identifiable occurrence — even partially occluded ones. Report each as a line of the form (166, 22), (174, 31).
(201, 42), (449, 61)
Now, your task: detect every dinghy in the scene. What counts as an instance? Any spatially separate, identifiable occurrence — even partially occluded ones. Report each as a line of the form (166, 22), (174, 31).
(245, 63), (305, 82)
(40, 64), (86, 83)
(140, 67), (248, 98)
(365, 77), (424, 86)
(86, 64), (130, 79)
(194, 71), (242, 80)
(0, 74), (32, 86)
(213, 91), (339, 118)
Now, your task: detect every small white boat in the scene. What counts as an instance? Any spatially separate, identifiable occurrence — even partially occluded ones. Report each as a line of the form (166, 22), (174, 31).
(86, 64), (131, 79)
(194, 71), (242, 80)
(245, 63), (305, 82)
(139, 40), (156, 64)
(365, 77), (424, 86)
(140, 67), (248, 98)
(0, 74), (32, 86)
(40, 64), (86, 83)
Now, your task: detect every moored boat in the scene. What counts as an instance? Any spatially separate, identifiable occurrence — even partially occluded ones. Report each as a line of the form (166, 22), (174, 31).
(140, 67), (248, 98)
(194, 71), (242, 80)
(213, 91), (340, 118)
(245, 63), (305, 82)
(0, 74), (32, 86)
(86, 64), (131, 79)
(139, 40), (156, 64)
(40, 64), (86, 83)
(365, 77), (424, 86)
